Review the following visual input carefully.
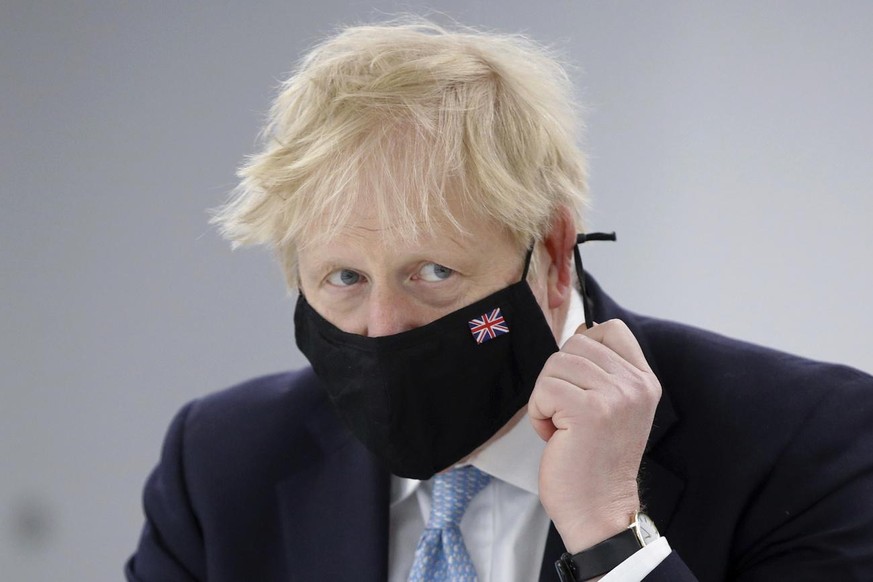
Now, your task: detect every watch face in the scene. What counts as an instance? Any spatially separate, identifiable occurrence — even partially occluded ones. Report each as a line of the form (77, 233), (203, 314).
(635, 513), (660, 546)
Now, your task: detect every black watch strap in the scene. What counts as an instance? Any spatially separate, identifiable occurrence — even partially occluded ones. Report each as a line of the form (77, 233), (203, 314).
(554, 527), (641, 581)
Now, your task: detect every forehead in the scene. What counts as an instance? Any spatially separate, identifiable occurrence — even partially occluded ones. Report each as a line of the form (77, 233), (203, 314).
(298, 204), (534, 299)
(303, 192), (513, 259)
(298, 165), (519, 248)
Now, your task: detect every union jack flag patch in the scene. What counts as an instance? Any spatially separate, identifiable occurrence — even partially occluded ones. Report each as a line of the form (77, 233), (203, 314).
(468, 307), (509, 344)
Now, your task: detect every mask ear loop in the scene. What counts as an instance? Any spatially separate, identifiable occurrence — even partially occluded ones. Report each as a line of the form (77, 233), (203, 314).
(521, 245), (534, 281)
(574, 232), (617, 329)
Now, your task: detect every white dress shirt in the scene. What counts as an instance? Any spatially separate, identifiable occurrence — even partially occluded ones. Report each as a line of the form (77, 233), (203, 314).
(388, 291), (671, 581)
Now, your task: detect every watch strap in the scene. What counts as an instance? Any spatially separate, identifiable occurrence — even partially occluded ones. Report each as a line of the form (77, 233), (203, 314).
(554, 527), (641, 581)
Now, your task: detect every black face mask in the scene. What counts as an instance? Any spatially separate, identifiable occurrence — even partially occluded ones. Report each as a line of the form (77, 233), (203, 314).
(294, 233), (615, 479)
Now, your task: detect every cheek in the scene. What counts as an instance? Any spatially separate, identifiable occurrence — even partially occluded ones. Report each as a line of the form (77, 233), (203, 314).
(318, 303), (367, 335)
(298, 285), (365, 334)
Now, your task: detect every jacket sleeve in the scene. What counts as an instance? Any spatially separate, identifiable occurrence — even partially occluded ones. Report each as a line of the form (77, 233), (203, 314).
(125, 401), (206, 582)
(726, 370), (873, 581)
(648, 368), (873, 581)
(642, 551), (698, 580)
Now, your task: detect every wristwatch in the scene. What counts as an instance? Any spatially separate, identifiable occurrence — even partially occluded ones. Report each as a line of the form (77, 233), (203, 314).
(554, 512), (660, 581)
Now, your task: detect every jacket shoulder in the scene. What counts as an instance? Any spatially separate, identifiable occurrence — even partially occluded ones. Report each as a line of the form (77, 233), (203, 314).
(186, 368), (327, 440)
(128, 370), (366, 580)
(637, 314), (873, 416)
(176, 367), (351, 483)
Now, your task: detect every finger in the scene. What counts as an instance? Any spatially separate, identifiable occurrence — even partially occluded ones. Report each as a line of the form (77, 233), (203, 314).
(572, 321), (589, 335)
(529, 416), (556, 442)
(578, 319), (652, 373)
(559, 333), (628, 376)
(528, 375), (588, 426)
(542, 348), (616, 390)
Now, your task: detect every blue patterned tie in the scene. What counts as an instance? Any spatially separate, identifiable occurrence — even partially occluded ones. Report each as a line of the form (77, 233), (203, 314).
(408, 466), (492, 582)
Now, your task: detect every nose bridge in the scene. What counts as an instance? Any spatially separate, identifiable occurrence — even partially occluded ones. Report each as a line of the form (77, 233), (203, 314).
(366, 282), (418, 337)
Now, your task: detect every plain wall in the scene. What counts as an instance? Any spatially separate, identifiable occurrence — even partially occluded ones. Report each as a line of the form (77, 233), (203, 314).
(2, 2), (871, 580)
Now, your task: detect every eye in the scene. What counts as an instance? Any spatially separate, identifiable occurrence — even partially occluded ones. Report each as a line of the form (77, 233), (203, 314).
(326, 269), (362, 287)
(418, 262), (454, 282)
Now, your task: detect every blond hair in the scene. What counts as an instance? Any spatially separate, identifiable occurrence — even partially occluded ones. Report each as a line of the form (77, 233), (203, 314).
(212, 18), (589, 287)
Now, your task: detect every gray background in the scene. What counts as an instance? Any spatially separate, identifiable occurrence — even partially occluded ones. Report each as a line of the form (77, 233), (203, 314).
(2, 2), (871, 580)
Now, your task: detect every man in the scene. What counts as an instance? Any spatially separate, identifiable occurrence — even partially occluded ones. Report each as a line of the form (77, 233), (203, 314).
(126, 20), (873, 581)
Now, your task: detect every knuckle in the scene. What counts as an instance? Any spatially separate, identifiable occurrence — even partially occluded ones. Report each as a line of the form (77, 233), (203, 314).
(604, 319), (632, 342)
(602, 318), (630, 333)
(563, 333), (589, 352)
(533, 373), (554, 393)
(554, 349), (588, 373)
(648, 380), (663, 402)
(549, 350), (572, 369)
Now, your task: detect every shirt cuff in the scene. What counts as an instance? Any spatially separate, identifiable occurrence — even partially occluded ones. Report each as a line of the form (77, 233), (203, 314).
(599, 536), (671, 582)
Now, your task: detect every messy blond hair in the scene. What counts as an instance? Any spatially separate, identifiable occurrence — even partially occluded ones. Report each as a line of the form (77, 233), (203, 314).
(212, 18), (589, 287)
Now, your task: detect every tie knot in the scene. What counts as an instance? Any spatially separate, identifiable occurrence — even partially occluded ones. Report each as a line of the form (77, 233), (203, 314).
(427, 466), (491, 529)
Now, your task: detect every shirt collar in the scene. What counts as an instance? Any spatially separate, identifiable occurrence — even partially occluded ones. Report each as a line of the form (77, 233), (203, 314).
(390, 289), (586, 504)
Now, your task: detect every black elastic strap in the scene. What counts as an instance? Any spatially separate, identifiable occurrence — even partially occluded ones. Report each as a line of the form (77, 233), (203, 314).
(521, 245), (534, 281)
(555, 527), (640, 581)
(574, 232), (617, 329)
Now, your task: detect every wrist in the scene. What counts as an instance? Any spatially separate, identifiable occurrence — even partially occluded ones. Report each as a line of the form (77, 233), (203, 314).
(555, 511), (660, 582)
(559, 498), (640, 553)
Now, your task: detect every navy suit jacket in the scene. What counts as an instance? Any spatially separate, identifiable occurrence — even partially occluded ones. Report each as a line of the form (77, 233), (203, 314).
(127, 277), (873, 581)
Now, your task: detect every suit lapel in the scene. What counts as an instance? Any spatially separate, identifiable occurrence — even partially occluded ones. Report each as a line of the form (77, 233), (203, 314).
(538, 524), (565, 581)
(276, 419), (390, 581)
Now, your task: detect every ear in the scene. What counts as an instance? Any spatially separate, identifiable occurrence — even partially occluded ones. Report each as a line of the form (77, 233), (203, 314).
(541, 206), (576, 310)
